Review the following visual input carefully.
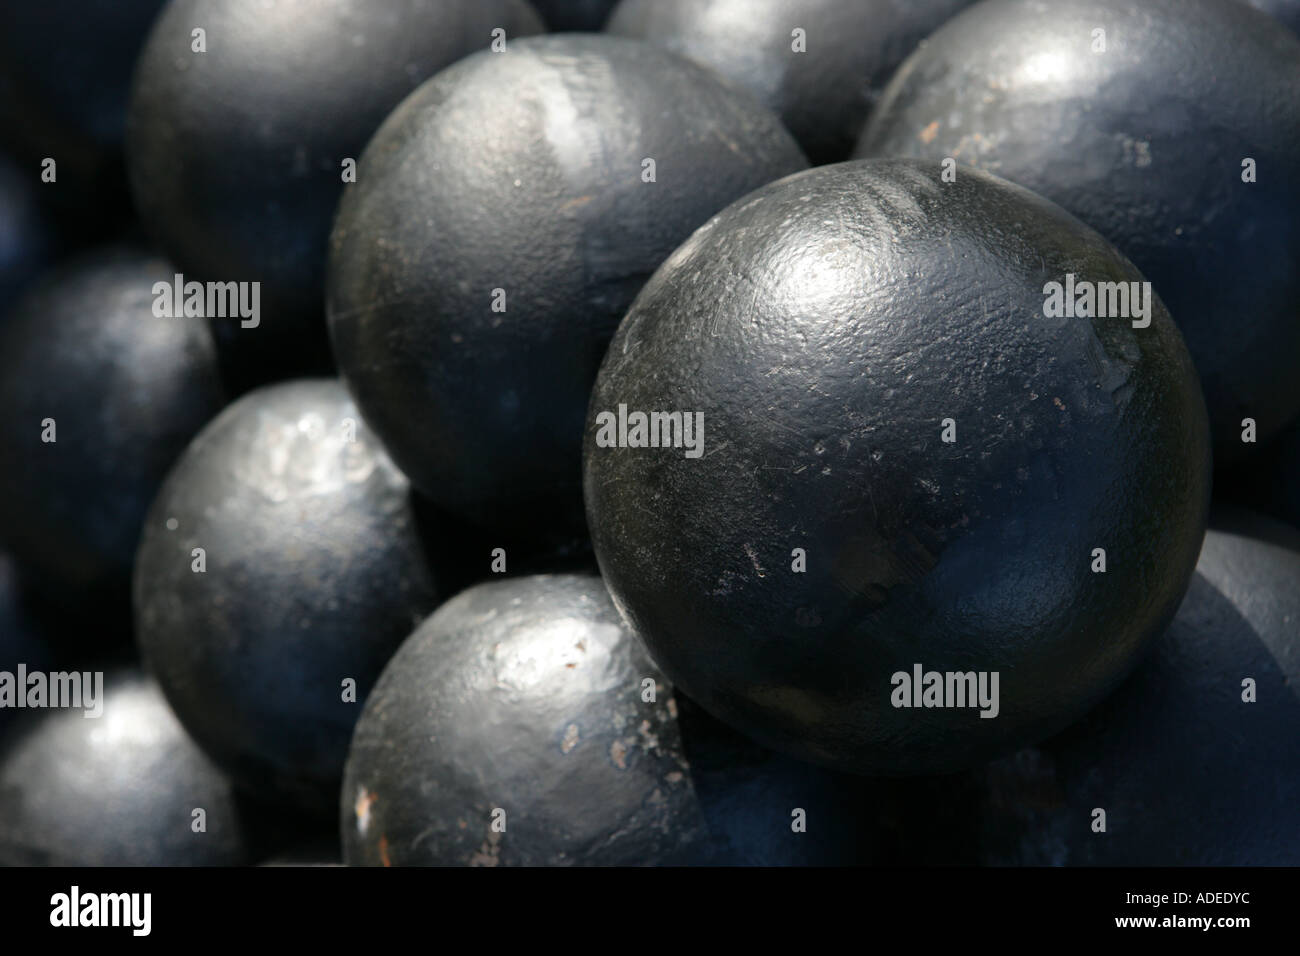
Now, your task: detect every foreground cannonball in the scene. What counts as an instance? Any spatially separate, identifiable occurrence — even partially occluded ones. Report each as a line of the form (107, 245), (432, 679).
(126, 0), (543, 384)
(900, 514), (1300, 865)
(343, 575), (894, 866)
(0, 669), (255, 865)
(134, 379), (440, 815)
(343, 574), (704, 866)
(584, 159), (1211, 776)
(607, 0), (975, 164)
(856, 0), (1300, 460)
(327, 34), (806, 530)
(0, 249), (226, 599)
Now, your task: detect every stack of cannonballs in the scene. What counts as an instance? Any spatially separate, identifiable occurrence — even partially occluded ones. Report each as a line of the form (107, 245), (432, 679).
(0, 0), (1296, 867)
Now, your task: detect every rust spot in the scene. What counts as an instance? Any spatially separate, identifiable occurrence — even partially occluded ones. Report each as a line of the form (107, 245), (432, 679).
(561, 722), (580, 754)
(610, 739), (629, 770)
(561, 194), (595, 211)
(919, 120), (940, 144)
(469, 828), (503, 867)
(575, 640), (586, 652)
(565, 662), (576, 669)
(378, 835), (392, 867)
(354, 787), (377, 834)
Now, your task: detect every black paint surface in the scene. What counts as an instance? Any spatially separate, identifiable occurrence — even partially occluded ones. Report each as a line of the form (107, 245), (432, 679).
(327, 34), (806, 531)
(134, 379), (440, 816)
(343, 574), (896, 865)
(856, 0), (1300, 460)
(585, 158), (1211, 776)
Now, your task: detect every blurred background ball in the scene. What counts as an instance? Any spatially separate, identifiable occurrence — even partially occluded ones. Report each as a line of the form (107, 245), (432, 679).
(0, 248), (226, 612)
(134, 379), (440, 816)
(896, 513), (1300, 865)
(126, 0), (544, 387)
(0, 0), (166, 227)
(607, 0), (976, 164)
(0, 153), (54, 313)
(0, 669), (257, 865)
